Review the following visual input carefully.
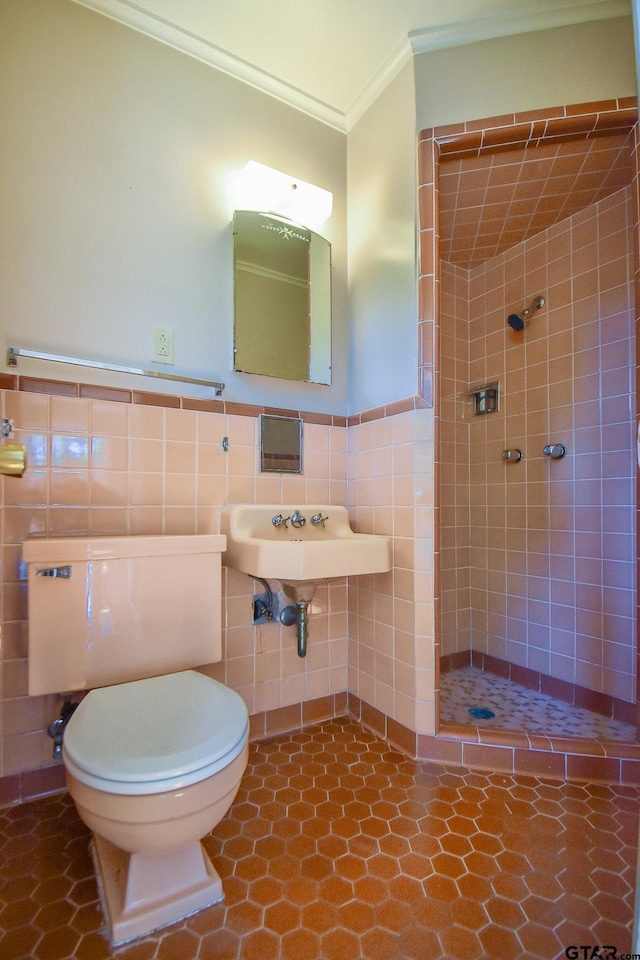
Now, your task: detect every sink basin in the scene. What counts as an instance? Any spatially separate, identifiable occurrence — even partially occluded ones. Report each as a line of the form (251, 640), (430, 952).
(220, 504), (391, 657)
(219, 505), (391, 589)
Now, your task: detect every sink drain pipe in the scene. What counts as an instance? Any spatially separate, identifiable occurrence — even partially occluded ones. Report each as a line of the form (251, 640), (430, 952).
(280, 602), (309, 657)
(248, 575), (310, 657)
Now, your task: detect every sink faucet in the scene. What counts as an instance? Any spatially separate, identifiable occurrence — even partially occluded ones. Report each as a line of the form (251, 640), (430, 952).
(272, 514), (290, 529)
(290, 510), (306, 528)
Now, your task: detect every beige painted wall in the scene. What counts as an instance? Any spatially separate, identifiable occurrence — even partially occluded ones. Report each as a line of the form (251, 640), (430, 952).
(414, 17), (636, 130)
(347, 16), (637, 413)
(3, 5), (635, 417)
(0, 0), (348, 413)
(347, 61), (418, 413)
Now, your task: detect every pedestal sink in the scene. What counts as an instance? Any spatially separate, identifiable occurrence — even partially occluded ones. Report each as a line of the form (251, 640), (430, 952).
(219, 505), (392, 655)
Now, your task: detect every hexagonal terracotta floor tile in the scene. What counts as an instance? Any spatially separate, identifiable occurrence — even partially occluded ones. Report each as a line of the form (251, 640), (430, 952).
(0, 716), (638, 960)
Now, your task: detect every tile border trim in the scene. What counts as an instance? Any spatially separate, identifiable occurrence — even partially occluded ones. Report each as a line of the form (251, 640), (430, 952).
(4, 374), (349, 426)
(0, 374), (424, 426)
(347, 694), (640, 786)
(3, 687), (639, 808)
(0, 692), (348, 808)
(248, 692), (348, 741)
(423, 97), (638, 158)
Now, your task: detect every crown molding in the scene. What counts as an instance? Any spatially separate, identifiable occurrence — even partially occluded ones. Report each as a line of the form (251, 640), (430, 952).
(70, 0), (631, 135)
(346, 37), (414, 131)
(70, 0), (348, 131)
(409, 0), (631, 54)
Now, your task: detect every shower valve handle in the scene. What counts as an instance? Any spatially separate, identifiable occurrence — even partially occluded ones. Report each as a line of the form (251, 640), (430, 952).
(543, 443), (566, 459)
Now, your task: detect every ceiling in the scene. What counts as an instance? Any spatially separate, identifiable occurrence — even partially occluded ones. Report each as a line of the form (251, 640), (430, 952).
(439, 129), (635, 270)
(72, 0), (630, 131)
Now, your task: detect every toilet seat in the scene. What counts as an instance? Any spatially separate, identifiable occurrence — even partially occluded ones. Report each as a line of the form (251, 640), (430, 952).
(63, 671), (249, 796)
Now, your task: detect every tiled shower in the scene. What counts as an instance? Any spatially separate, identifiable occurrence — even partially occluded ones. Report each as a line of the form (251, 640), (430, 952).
(430, 100), (639, 735)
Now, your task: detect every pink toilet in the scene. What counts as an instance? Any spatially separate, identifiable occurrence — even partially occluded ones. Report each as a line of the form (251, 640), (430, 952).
(23, 534), (249, 945)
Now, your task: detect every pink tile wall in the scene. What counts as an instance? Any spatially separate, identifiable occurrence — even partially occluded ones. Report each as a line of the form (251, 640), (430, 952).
(440, 185), (636, 701)
(634, 122), (640, 733)
(438, 260), (471, 658)
(347, 407), (437, 735)
(0, 392), (349, 777)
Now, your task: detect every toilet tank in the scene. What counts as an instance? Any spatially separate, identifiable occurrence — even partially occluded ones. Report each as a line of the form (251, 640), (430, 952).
(23, 535), (226, 697)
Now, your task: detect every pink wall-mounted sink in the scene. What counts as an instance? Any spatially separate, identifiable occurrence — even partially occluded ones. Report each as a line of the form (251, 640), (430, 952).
(219, 505), (391, 587)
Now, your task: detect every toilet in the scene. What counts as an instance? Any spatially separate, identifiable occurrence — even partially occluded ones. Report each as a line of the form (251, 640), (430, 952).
(23, 534), (249, 945)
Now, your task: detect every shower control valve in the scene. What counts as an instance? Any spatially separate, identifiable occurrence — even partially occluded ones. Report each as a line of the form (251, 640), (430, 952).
(543, 443), (566, 459)
(310, 513), (329, 528)
(290, 511), (306, 528)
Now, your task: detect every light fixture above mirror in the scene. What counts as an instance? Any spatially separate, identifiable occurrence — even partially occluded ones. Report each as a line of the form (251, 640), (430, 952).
(232, 161), (333, 230)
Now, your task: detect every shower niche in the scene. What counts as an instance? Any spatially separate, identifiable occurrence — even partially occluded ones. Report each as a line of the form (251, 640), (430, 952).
(469, 382), (499, 416)
(428, 100), (639, 743)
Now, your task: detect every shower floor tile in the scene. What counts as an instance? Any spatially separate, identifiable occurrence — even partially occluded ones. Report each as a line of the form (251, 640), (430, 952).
(440, 665), (637, 740)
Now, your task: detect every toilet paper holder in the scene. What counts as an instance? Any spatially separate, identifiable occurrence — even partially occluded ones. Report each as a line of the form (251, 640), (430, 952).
(0, 444), (26, 477)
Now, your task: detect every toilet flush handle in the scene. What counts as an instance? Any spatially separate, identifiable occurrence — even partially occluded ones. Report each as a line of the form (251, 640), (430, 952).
(47, 699), (78, 759)
(36, 565), (72, 578)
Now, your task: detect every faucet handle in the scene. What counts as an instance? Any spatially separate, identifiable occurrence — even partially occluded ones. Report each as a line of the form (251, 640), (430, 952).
(272, 513), (290, 529)
(310, 513), (329, 528)
(290, 511), (306, 528)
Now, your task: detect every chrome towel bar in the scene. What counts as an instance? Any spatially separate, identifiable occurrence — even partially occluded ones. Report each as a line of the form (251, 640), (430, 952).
(7, 347), (224, 396)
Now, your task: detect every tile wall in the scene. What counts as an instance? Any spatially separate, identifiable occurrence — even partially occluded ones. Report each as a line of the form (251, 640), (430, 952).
(438, 260), (472, 657)
(0, 387), (352, 780)
(0, 385), (441, 785)
(346, 405), (436, 736)
(439, 128), (634, 269)
(438, 172), (636, 702)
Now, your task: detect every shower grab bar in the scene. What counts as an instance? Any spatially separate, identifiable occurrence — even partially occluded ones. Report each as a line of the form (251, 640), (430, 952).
(7, 347), (224, 396)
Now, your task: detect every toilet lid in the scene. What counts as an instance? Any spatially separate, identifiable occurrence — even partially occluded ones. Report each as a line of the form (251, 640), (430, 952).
(63, 671), (249, 794)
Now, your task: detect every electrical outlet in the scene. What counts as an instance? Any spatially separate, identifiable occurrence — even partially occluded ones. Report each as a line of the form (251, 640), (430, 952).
(151, 327), (174, 365)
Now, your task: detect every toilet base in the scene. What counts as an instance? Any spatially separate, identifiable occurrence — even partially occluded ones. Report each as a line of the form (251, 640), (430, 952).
(92, 833), (224, 945)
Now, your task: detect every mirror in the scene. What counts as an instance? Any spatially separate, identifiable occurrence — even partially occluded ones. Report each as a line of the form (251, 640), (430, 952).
(233, 211), (331, 384)
(260, 415), (303, 473)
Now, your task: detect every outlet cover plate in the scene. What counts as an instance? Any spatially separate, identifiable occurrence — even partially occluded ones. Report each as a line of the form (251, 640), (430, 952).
(152, 327), (174, 364)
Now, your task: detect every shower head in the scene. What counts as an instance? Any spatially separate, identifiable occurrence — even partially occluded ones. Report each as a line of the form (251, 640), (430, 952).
(507, 296), (545, 332)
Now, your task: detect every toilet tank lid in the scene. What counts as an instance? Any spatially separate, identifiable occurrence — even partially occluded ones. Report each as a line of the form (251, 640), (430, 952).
(63, 671), (248, 784)
(22, 534), (226, 563)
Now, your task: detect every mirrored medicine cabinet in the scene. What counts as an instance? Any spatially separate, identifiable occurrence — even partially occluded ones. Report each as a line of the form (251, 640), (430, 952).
(260, 414), (303, 473)
(233, 211), (331, 384)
